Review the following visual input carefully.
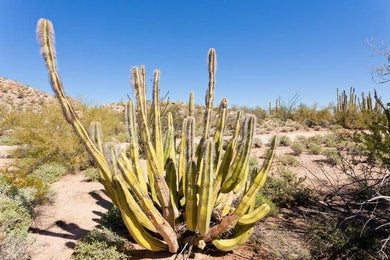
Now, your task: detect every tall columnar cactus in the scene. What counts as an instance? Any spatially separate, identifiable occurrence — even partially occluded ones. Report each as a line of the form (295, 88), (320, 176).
(37, 18), (277, 253)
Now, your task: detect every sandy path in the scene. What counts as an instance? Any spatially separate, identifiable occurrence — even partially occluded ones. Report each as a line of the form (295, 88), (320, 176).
(28, 173), (111, 260)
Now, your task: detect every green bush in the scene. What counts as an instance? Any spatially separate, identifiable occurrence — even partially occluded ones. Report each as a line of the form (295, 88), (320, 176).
(291, 142), (305, 155)
(322, 149), (343, 166)
(0, 178), (34, 260)
(30, 163), (67, 184)
(307, 143), (323, 155)
(279, 135), (292, 147)
(278, 154), (300, 166)
(84, 167), (100, 182)
(307, 215), (386, 259)
(262, 167), (312, 208)
(73, 228), (133, 260)
(13, 104), (90, 173)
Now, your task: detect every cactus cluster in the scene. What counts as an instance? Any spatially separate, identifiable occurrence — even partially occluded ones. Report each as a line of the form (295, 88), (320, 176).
(36, 18), (277, 253)
(335, 87), (381, 128)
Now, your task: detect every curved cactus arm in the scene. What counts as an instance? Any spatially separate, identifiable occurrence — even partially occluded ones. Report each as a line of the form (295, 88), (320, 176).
(114, 175), (158, 233)
(197, 140), (214, 235)
(113, 177), (168, 251)
(238, 203), (270, 225)
(203, 48), (216, 139)
(36, 18), (113, 188)
(211, 223), (254, 252)
(213, 98), (227, 171)
(234, 136), (277, 216)
(117, 152), (179, 253)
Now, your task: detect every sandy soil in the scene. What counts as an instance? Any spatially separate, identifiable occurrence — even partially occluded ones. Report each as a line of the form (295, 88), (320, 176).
(27, 173), (111, 260)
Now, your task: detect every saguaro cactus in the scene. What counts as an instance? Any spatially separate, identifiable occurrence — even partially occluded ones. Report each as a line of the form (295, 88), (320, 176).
(37, 18), (277, 253)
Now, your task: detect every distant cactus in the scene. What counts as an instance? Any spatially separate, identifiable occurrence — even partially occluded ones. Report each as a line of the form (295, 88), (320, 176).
(36, 18), (277, 253)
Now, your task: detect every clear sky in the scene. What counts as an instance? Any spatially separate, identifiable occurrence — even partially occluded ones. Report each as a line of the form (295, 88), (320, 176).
(1, 0), (390, 108)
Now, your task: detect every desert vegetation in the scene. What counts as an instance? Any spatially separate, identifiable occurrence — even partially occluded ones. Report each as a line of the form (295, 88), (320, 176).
(0, 17), (389, 260)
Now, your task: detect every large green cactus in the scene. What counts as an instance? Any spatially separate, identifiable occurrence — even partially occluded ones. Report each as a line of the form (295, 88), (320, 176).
(36, 18), (277, 253)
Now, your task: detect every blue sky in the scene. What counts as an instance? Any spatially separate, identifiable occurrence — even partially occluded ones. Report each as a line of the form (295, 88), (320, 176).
(1, 0), (390, 108)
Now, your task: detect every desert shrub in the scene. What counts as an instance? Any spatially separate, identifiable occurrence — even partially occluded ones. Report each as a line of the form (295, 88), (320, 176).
(84, 167), (100, 182)
(322, 149), (343, 165)
(307, 143), (323, 155)
(13, 104), (90, 173)
(279, 135), (292, 147)
(291, 142), (305, 155)
(278, 154), (300, 166)
(323, 133), (338, 148)
(0, 178), (34, 260)
(30, 163), (67, 184)
(307, 215), (386, 259)
(73, 228), (133, 260)
(0, 136), (18, 146)
(295, 135), (308, 144)
(262, 167), (312, 208)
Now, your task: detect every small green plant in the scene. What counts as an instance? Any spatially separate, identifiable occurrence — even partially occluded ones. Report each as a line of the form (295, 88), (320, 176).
(0, 177), (34, 260)
(262, 167), (311, 208)
(84, 167), (100, 182)
(291, 142), (305, 155)
(307, 143), (323, 155)
(30, 163), (67, 184)
(322, 149), (343, 166)
(278, 154), (300, 166)
(73, 228), (134, 260)
(279, 135), (292, 147)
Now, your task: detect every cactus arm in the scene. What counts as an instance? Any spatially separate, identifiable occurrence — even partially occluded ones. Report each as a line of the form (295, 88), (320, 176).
(131, 67), (174, 225)
(203, 49), (216, 139)
(163, 113), (176, 165)
(36, 18), (112, 187)
(238, 203), (270, 225)
(126, 100), (148, 193)
(213, 98), (227, 170)
(165, 160), (180, 221)
(220, 115), (255, 193)
(234, 136), (277, 216)
(189, 91), (195, 117)
(211, 223), (255, 252)
(152, 70), (165, 171)
(117, 152), (179, 253)
(178, 119), (187, 197)
(197, 140), (214, 235)
(114, 176), (158, 233)
(184, 116), (198, 231)
(113, 177), (168, 251)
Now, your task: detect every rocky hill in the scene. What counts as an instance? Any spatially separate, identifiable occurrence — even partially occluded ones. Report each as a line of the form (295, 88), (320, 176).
(0, 76), (56, 112)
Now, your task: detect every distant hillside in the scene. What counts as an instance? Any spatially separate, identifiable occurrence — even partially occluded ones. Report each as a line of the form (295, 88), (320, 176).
(0, 76), (56, 112)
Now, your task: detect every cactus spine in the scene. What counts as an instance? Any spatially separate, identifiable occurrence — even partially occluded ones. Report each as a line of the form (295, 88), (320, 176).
(37, 18), (276, 253)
